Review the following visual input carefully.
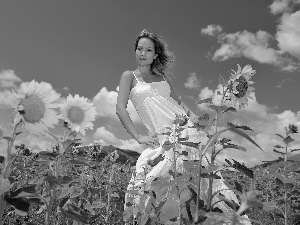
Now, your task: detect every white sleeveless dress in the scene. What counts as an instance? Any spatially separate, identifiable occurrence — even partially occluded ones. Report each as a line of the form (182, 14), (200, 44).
(123, 71), (251, 225)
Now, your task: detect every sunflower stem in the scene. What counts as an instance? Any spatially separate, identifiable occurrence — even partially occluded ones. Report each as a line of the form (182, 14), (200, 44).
(194, 150), (203, 223)
(0, 195), (3, 225)
(45, 189), (55, 225)
(221, 86), (229, 105)
(173, 143), (182, 225)
(284, 145), (288, 225)
(207, 110), (219, 211)
(207, 148), (215, 211)
(0, 122), (19, 225)
(105, 164), (115, 223)
(3, 122), (19, 178)
(55, 157), (61, 178)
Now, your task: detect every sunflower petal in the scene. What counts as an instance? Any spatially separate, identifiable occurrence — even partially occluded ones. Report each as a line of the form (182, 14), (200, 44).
(12, 80), (61, 135)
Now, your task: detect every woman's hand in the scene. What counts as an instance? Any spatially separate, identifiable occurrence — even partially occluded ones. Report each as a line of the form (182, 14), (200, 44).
(137, 134), (160, 149)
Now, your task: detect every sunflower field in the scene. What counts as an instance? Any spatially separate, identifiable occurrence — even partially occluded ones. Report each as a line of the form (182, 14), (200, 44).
(0, 65), (300, 225)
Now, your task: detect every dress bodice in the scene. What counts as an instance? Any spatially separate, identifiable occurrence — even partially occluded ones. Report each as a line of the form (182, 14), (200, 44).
(129, 71), (186, 135)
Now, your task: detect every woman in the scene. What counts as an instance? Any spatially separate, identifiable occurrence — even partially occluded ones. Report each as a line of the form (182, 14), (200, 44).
(116, 30), (251, 224)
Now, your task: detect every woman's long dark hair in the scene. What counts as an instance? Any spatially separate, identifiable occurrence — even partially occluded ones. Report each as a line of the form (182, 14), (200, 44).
(135, 29), (176, 79)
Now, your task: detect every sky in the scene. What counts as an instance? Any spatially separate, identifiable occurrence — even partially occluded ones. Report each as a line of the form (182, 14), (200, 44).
(0, 0), (300, 167)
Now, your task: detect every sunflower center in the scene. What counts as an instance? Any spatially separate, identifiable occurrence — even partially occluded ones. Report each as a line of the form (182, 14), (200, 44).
(20, 95), (45, 123)
(234, 76), (248, 98)
(68, 106), (85, 124)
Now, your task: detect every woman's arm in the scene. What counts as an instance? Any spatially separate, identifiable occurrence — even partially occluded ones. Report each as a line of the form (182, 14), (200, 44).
(116, 71), (159, 148)
(116, 71), (140, 141)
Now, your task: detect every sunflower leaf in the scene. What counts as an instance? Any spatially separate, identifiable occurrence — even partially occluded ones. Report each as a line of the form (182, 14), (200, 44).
(67, 159), (91, 166)
(45, 176), (63, 187)
(39, 151), (59, 158)
(206, 164), (219, 173)
(2, 136), (13, 142)
(147, 154), (164, 167)
(58, 176), (73, 185)
(162, 142), (174, 151)
(219, 75), (227, 86)
(274, 145), (284, 148)
(224, 107), (237, 113)
(0, 178), (15, 195)
(227, 123), (254, 131)
(228, 127), (263, 153)
(196, 98), (212, 104)
(276, 174), (295, 184)
(235, 181), (243, 193)
(262, 201), (277, 212)
(4, 196), (30, 216)
(232, 159), (253, 179)
(201, 127), (231, 156)
(273, 149), (286, 155)
(223, 144), (246, 152)
(9, 185), (37, 198)
(179, 141), (201, 149)
(209, 105), (228, 114)
(160, 131), (172, 136)
(220, 138), (231, 144)
(225, 159), (232, 165)
(200, 173), (221, 179)
(182, 160), (199, 174)
(190, 124), (208, 131)
(283, 136), (294, 145)
(59, 197), (69, 208)
(275, 134), (285, 139)
(62, 139), (76, 154)
(217, 194), (239, 211)
(60, 207), (89, 224)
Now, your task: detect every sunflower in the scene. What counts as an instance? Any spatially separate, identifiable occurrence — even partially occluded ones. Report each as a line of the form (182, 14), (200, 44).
(227, 64), (256, 109)
(12, 80), (61, 135)
(60, 94), (97, 136)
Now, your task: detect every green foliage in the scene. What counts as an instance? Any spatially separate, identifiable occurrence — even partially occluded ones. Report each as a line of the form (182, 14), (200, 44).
(1, 65), (300, 225)
(0, 143), (135, 224)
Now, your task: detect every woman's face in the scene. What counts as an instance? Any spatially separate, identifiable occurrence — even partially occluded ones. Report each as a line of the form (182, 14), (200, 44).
(136, 38), (157, 67)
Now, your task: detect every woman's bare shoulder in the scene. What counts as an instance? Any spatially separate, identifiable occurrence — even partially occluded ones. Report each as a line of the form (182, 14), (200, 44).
(121, 70), (134, 80)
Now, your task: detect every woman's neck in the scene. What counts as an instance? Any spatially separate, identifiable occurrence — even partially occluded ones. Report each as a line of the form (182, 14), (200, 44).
(137, 65), (153, 76)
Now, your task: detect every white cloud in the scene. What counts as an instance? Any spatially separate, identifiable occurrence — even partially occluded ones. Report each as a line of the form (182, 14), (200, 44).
(0, 89), (14, 108)
(92, 87), (141, 123)
(93, 126), (144, 153)
(202, 28), (291, 68)
(276, 11), (300, 59)
(118, 139), (144, 153)
(201, 24), (223, 36)
(197, 84), (223, 112)
(184, 73), (201, 89)
(198, 87), (214, 100)
(0, 134), (55, 155)
(93, 126), (121, 144)
(0, 70), (22, 88)
(201, 0), (300, 72)
(269, 0), (300, 15)
(269, 0), (292, 14)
